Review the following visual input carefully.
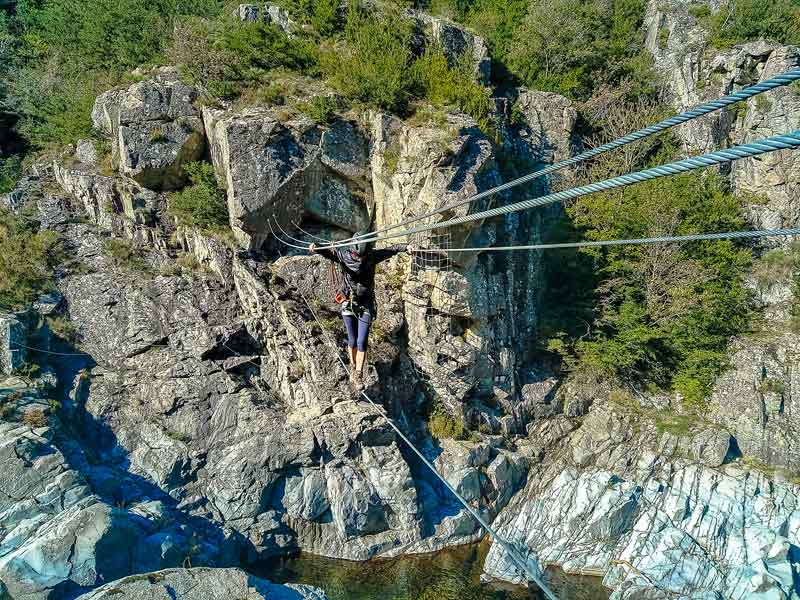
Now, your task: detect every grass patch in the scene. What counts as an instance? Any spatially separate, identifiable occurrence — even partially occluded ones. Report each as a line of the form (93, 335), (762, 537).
(166, 429), (192, 443)
(103, 238), (150, 272)
(654, 413), (696, 436)
(0, 155), (22, 194)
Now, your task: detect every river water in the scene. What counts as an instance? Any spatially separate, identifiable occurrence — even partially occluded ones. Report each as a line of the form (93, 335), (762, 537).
(254, 541), (610, 600)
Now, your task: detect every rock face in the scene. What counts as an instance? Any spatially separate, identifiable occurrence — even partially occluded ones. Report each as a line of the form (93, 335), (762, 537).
(75, 567), (328, 600)
(484, 406), (799, 600)
(92, 68), (205, 191)
(53, 163), (168, 246)
(0, 401), (230, 600)
(202, 107), (371, 248)
(0, 313), (26, 375)
(644, 0), (800, 236)
(26, 10), (800, 595)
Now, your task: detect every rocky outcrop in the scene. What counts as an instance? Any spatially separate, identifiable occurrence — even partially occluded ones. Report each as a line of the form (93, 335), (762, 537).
(236, 3), (298, 36)
(202, 107), (371, 248)
(644, 0), (800, 236)
(484, 405), (798, 600)
(92, 68), (205, 191)
(0, 386), (231, 600)
(53, 163), (168, 246)
(75, 567), (328, 600)
(513, 90), (580, 167)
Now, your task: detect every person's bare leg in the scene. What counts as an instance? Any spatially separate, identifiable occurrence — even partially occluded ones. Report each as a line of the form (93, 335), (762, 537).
(349, 347), (357, 368)
(355, 350), (367, 374)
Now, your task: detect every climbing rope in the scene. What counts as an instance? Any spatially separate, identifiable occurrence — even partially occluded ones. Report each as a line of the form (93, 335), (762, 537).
(333, 68), (800, 247)
(315, 130), (800, 249)
(289, 267), (558, 600)
(9, 341), (91, 357)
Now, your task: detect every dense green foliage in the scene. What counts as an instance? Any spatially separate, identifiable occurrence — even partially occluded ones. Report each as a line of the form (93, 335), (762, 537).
(0, 208), (62, 310)
(420, 0), (654, 99)
(319, 3), (414, 111)
(6, 0), (224, 147)
(0, 155), (21, 194)
(168, 162), (229, 231)
(410, 49), (494, 131)
(693, 0), (800, 48)
(542, 163), (753, 407)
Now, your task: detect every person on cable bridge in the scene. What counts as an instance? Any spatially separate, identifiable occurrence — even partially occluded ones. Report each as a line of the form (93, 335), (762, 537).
(310, 232), (414, 389)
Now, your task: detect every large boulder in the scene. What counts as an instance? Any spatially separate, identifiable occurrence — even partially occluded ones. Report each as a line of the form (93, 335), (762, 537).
(513, 90), (580, 166)
(0, 418), (205, 600)
(53, 163), (167, 246)
(706, 333), (800, 472)
(75, 567), (328, 600)
(92, 68), (205, 191)
(202, 108), (371, 248)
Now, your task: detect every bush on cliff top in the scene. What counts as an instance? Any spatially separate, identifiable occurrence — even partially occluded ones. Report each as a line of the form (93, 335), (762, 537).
(7, 0), (225, 148)
(168, 162), (229, 232)
(0, 209), (62, 311)
(319, 2), (414, 111)
(700, 0), (800, 48)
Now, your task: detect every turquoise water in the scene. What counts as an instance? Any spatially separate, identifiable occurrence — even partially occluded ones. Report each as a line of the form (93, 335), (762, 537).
(254, 542), (610, 600)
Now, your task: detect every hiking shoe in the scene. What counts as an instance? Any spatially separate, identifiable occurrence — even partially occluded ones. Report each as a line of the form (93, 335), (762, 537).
(352, 370), (364, 391)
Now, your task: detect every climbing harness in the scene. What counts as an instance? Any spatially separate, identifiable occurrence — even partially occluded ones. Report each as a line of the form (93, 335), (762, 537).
(291, 277), (559, 600)
(334, 67), (800, 247)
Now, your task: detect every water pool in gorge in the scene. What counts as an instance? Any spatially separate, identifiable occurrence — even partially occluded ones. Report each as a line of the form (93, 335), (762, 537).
(253, 541), (611, 600)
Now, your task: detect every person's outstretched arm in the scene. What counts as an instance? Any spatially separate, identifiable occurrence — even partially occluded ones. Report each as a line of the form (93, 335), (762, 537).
(371, 244), (416, 264)
(309, 243), (339, 262)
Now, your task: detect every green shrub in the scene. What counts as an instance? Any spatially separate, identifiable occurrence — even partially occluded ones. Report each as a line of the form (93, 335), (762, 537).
(688, 3), (712, 19)
(170, 15), (319, 100)
(427, 403), (464, 440)
(169, 162), (228, 231)
(279, 0), (341, 36)
(707, 0), (800, 48)
(0, 156), (21, 194)
(169, 162), (229, 231)
(0, 209), (62, 310)
(8, 0), (226, 148)
(320, 2), (414, 111)
(295, 95), (338, 123)
(547, 167), (753, 410)
(500, 0), (653, 100)
(215, 18), (319, 77)
(410, 48), (495, 134)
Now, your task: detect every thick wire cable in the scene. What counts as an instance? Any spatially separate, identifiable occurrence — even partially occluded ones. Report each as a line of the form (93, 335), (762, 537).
(315, 131), (800, 249)
(439, 227), (800, 252)
(334, 68), (800, 246)
(289, 266), (557, 599)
